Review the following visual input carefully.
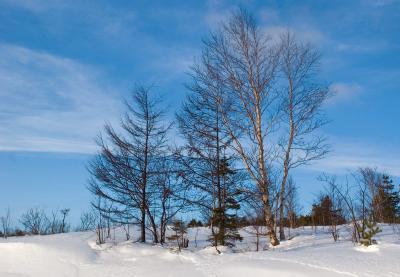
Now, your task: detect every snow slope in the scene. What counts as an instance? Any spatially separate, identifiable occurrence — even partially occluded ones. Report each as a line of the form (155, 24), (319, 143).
(0, 225), (399, 277)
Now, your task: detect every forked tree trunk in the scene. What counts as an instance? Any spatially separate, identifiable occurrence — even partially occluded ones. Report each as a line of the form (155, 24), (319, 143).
(262, 194), (279, 246)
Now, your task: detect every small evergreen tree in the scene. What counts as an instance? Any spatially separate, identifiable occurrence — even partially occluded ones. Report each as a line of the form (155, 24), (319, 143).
(187, 219), (203, 228)
(167, 219), (189, 251)
(298, 215), (312, 227)
(209, 157), (242, 248)
(357, 215), (382, 246)
(311, 195), (346, 226)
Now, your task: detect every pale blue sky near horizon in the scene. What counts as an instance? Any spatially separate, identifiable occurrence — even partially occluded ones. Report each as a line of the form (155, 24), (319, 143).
(0, 0), (399, 225)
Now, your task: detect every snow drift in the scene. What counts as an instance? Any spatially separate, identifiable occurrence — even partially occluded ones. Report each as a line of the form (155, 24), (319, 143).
(0, 225), (399, 277)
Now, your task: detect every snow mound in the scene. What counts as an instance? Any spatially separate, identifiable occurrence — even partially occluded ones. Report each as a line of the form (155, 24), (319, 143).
(0, 224), (399, 277)
(354, 244), (380, 253)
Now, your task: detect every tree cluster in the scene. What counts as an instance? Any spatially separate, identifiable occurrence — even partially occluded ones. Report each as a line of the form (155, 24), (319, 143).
(1, 207), (71, 237)
(19, 207), (71, 235)
(87, 9), (331, 248)
(314, 168), (399, 244)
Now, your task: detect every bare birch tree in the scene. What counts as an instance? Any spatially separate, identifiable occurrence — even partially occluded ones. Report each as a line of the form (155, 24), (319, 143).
(197, 9), (281, 245)
(277, 32), (330, 240)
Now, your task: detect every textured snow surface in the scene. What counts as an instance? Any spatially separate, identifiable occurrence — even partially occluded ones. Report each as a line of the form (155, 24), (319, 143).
(0, 225), (399, 277)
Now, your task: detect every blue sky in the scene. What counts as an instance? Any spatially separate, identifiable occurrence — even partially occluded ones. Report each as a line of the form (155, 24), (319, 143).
(0, 0), (399, 225)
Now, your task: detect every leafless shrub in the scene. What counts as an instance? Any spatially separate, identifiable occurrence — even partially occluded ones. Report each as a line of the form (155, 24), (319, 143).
(20, 207), (49, 235)
(1, 208), (12, 239)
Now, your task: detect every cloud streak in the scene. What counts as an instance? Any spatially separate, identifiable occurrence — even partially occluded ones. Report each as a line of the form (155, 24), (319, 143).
(328, 82), (363, 104)
(0, 44), (122, 153)
(306, 139), (400, 177)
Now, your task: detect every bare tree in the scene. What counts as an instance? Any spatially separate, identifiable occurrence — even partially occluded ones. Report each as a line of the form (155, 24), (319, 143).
(49, 210), (61, 234)
(45, 208), (70, 234)
(357, 167), (383, 222)
(94, 196), (107, 244)
(319, 173), (374, 243)
(20, 207), (49, 235)
(276, 32), (330, 240)
(324, 178), (346, 242)
(144, 155), (189, 244)
(1, 208), (12, 239)
(197, 8), (281, 246)
(88, 86), (172, 243)
(122, 223), (131, 241)
(78, 210), (97, 231)
(353, 169), (374, 240)
(60, 208), (70, 233)
(167, 219), (189, 251)
(192, 8), (333, 245)
(285, 178), (301, 239)
(245, 211), (268, 251)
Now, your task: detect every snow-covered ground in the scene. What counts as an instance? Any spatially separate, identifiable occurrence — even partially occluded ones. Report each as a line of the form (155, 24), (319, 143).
(0, 225), (399, 277)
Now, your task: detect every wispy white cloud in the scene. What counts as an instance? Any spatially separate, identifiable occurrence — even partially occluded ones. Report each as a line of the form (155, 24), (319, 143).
(328, 82), (363, 104)
(0, 0), (138, 45)
(0, 43), (122, 153)
(257, 4), (327, 46)
(262, 25), (326, 46)
(259, 8), (280, 24)
(335, 40), (391, 53)
(203, 0), (234, 29)
(0, 0), (66, 13)
(369, 0), (397, 7)
(307, 139), (400, 177)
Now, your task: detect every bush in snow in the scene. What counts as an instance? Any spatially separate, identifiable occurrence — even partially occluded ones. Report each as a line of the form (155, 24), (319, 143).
(168, 219), (189, 251)
(357, 215), (382, 246)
